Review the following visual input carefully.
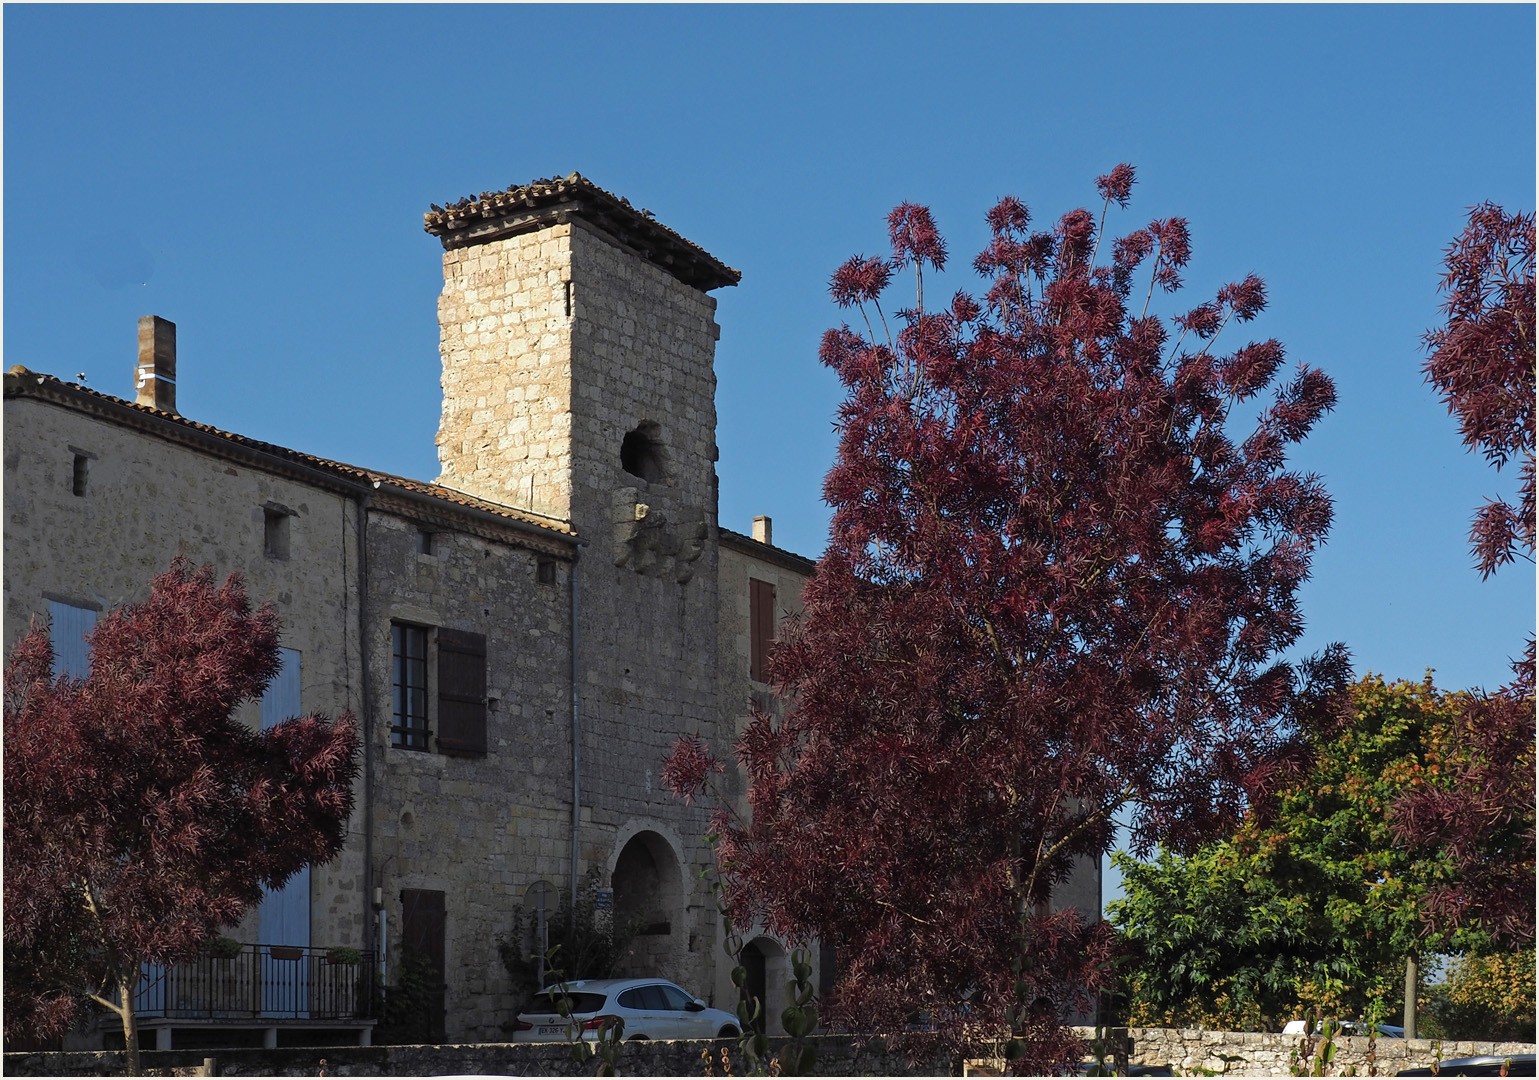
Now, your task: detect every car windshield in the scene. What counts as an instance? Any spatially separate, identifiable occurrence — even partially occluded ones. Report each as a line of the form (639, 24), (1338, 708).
(526, 990), (607, 1015)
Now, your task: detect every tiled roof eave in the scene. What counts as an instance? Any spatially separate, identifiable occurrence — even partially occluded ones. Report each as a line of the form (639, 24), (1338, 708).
(423, 173), (740, 293)
(4, 369), (577, 547)
(719, 527), (818, 573)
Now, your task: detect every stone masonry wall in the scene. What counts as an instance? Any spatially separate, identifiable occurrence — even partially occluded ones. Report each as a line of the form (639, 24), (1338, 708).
(431, 216), (730, 1004)
(1, 396), (369, 956)
(363, 508), (574, 1041)
(1122, 1027), (1537, 1076)
(4, 1036), (956, 1077)
(562, 220), (723, 1000)
(435, 226), (574, 519)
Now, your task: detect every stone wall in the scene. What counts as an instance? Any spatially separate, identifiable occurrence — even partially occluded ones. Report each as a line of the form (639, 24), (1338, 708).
(430, 211), (732, 1003)
(3, 1035), (954, 1077)
(362, 507), (575, 1039)
(1121, 1026), (1537, 1076)
(434, 225), (574, 519)
(1, 394), (369, 957)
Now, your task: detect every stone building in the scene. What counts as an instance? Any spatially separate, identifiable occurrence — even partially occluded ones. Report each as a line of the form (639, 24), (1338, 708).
(4, 172), (1099, 1052)
(3, 174), (819, 1050)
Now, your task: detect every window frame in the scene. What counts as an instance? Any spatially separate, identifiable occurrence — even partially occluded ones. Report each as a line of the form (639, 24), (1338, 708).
(391, 622), (431, 751)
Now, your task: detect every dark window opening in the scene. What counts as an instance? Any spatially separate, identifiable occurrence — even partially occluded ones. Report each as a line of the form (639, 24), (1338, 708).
(417, 529), (434, 555)
(537, 558), (557, 585)
(72, 454), (89, 497)
(392, 623), (429, 750)
(620, 423), (666, 484)
(264, 509), (290, 560)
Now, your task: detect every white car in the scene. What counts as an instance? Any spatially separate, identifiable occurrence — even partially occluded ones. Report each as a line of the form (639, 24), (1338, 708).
(510, 977), (741, 1042)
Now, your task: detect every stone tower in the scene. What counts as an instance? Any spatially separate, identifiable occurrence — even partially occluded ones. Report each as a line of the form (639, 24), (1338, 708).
(424, 174), (741, 990)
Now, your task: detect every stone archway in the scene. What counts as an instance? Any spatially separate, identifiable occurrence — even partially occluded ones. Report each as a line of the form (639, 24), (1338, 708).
(610, 830), (684, 979)
(739, 936), (789, 1035)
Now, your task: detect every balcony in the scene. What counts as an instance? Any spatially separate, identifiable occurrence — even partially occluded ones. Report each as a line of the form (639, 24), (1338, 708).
(132, 944), (377, 1022)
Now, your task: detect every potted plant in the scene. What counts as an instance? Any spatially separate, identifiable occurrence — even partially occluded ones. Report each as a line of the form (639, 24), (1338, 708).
(326, 946), (362, 966)
(208, 935), (244, 960)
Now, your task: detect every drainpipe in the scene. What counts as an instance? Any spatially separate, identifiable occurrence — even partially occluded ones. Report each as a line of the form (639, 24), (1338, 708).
(569, 546), (583, 938)
(357, 488), (375, 965)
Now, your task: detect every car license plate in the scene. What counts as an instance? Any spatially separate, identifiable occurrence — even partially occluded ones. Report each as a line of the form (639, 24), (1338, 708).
(538, 1025), (565, 1037)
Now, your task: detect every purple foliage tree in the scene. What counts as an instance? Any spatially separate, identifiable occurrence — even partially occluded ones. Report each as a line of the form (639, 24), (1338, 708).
(668, 166), (1346, 1069)
(4, 558), (360, 1071)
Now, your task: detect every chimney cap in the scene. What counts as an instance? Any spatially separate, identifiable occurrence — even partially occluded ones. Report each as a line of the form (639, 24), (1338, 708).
(752, 515), (772, 545)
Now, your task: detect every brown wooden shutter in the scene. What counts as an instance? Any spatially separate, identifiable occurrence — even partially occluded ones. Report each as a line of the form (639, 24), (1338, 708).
(749, 578), (776, 682)
(436, 628), (486, 755)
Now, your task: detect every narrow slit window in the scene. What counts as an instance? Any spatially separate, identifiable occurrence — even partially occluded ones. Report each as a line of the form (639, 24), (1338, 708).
(72, 454), (89, 497)
(537, 558), (557, 585)
(417, 529), (434, 556)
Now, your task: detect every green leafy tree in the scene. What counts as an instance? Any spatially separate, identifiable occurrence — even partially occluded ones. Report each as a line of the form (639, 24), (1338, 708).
(1420, 950), (1537, 1041)
(1111, 676), (1488, 1029)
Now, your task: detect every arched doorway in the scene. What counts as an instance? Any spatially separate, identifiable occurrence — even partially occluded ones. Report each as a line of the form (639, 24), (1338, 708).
(739, 936), (787, 1035)
(610, 831), (683, 978)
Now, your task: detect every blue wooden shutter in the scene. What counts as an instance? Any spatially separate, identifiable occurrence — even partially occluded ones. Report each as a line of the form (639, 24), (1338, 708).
(48, 600), (97, 679)
(258, 648), (310, 1015)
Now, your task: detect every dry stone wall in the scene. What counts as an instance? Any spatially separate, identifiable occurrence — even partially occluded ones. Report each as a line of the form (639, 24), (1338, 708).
(1122, 1026), (1537, 1076)
(4, 1036), (955, 1077)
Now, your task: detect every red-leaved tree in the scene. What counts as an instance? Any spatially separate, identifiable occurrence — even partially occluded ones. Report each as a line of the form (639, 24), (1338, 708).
(3, 558), (360, 1070)
(1421, 202), (1535, 581)
(667, 166), (1348, 1069)
(1391, 203), (1536, 951)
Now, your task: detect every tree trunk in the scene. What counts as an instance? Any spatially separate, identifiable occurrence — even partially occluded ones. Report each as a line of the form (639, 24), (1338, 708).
(117, 972), (142, 1076)
(1403, 954), (1418, 1040)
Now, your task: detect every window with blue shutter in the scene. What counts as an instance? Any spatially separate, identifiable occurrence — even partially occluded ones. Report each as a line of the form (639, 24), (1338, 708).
(257, 648), (312, 1014)
(48, 600), (97, 680)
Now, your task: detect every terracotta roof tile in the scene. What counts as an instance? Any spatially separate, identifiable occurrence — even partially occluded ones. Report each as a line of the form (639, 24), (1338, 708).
(423, 172), (740, 292)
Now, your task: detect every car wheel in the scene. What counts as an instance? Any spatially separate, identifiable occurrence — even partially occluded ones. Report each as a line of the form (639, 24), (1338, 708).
(717, 1026), (739, 1039)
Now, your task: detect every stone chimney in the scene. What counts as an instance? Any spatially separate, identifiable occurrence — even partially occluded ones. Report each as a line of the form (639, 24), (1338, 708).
(752, 515), (772, 545)
(136, 316), (176, 413)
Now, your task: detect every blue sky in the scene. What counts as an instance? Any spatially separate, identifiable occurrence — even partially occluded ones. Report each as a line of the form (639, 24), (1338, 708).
(5, 9), (1532, 718)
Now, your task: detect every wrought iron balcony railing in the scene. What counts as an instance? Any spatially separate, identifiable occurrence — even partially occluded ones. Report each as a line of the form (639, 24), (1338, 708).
(132, 944), (377, 1021)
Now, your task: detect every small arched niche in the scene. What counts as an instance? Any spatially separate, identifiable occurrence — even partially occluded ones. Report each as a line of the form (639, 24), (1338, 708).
(620, 422), (667, 484)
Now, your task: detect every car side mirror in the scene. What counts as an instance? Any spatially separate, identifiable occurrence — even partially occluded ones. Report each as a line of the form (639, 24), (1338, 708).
(685, 1001), (705, 1012)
